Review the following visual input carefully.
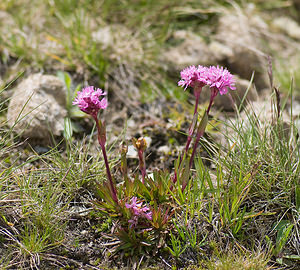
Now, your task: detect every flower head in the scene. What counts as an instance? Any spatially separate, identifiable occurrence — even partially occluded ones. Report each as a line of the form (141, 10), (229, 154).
(125, 197), (152, 228)
(206, 66), (236, 95)
(73, 86), (107, 117)
(178, 65), (208, 90)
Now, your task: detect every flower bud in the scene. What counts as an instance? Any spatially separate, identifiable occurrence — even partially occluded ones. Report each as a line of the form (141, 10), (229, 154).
(133, 137), (147, 151)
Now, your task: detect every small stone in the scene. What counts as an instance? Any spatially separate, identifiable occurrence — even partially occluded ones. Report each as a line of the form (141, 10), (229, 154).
(33, 145), (51, 154)
(157, 145), (171, 155)
(127, 119), (136, 128)
(81, 230), (88, 236)
(69, 206), (89, 217)
(92, 26), (112, 49)
(127, 145), (138, 158)
(7, 74), (67, 140)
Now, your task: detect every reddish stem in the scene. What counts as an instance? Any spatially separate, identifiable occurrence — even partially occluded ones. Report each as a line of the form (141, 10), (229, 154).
(206, 87), (218, 115)
(185, 86), (202, 153)
(189, 89), (217, 169)
(93, 115), (118, 204)
(174, 86), (202, 185)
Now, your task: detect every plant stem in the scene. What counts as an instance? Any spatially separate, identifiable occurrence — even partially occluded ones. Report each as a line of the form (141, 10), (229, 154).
(189, 88), (216, 167)
(93, 115), (118, 204)
(189, 129), (204, 169)
(174, 87), (202, 185)
(189, 111), (208, 168)
(206, 87), (218, 115)
(184, 87), (201, 153)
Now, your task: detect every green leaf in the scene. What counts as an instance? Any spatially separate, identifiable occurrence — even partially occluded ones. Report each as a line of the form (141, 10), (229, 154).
(70, 107), (86, 118)
(295, 184), (300, 212)
(198, 110), (208, 134)
(57, 71), (71, 91)
(274, 220), (294, 256)
(63, 117), (73, 140)
(283, 255), (300, 260)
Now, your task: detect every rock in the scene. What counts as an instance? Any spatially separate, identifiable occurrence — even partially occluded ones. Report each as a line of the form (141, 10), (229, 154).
(157, 145), (171, 155)
(127, 145), (138, 158)
(273, 17), (300, 40)
(162, 30), (216, 69)
(92, 26), (112, 49)
(208, 41), (234, 61)
(92, 24), (143, 63)
(199, 76), (258, 111)
(162, 10), (270, 90)
(7, 74), (67, 140)
(80, 230), (88, 236)
(214, 10), (269, 90)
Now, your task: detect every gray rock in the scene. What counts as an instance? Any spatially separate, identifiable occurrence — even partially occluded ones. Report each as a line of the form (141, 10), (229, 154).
(7, 74), (67, 140)
(162, 30), (216, 69)
(92, 26), (112, 49)
(92, 24), (143, 62)
(215, 11), (269, 90)
(209, 41), (234, 61)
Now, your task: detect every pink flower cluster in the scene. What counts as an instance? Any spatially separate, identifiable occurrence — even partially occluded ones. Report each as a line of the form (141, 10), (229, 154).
(178, 65), (236, 95)
(73, 86), (107, 117)
(178, 65), (208, 90)
(125, 197), (152, 228)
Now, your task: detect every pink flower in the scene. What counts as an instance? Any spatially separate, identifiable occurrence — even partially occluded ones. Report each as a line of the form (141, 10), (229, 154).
(128, 216), (138, 228)
(73, 86), (107, 117)
(206, 66), (236, 95)
(178, 65), (208, 90)
(125, 197), (152, 227)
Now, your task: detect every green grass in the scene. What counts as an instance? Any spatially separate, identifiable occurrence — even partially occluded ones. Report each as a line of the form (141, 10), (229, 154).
(1, 0), (300, 269)
(274, 57), (300, 97)
(1, 74), (299, 268)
